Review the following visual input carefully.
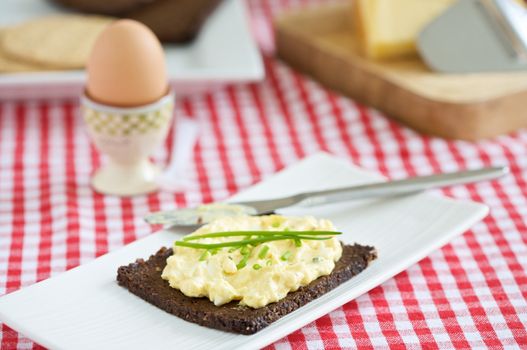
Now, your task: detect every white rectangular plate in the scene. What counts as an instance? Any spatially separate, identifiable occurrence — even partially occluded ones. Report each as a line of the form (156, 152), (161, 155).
(0, 153), (488, 350)
(0, 0), (263, 99)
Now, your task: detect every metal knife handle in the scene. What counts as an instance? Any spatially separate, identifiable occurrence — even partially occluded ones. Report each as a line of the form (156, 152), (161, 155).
(297, 166), (509, 207)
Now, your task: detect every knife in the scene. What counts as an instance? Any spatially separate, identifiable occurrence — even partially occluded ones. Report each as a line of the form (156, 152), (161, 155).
(145, 166), (508, 227)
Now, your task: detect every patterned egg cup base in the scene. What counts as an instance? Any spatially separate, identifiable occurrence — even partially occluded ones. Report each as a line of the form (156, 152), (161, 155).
(81, 92), (174, 196)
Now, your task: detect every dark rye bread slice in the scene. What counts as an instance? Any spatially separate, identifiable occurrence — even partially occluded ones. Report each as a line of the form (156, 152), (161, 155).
(117, 244), (376, 335)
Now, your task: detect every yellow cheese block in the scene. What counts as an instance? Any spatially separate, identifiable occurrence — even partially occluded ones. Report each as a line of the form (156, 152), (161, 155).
(353, 0), (455, 60)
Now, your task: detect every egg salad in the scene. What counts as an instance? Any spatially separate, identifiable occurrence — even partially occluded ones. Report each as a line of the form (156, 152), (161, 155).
(161, 215), (343, 308)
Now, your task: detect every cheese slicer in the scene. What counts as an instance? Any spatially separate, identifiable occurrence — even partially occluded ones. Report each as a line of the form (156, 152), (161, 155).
(145, 166), (508, 227)
(418, 0), (527, 73)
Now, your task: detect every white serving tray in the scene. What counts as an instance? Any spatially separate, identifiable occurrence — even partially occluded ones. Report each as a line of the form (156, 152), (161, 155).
(0, 0), (263, 99)
(0, 153), (488, 349)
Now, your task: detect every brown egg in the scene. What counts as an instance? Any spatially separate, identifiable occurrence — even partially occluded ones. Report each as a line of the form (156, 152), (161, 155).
(86, 19), (168, 107)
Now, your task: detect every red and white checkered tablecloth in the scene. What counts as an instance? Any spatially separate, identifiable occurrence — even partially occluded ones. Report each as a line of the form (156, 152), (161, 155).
(1, 0), (527, 349)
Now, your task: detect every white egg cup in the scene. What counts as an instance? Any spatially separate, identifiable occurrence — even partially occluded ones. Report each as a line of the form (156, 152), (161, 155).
(81, 92), (173, 196)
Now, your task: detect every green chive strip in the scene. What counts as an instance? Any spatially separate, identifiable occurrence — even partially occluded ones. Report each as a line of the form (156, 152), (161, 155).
(199, 250), (209, 261)
(258, 245), (270, 259)
(175, 235), (332, 249)
(240, 245), (250, 255)
(253, 264), (262, 270)
(281, 251), (292, 261)
(182, 230), (341, 241)
(236, 246), (253, 270)
(236, 252), (251, 270)
(236, 258), (248, 270)
(209, 248), (219, 255)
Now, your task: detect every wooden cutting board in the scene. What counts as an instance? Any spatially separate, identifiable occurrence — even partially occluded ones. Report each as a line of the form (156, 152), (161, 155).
(274, 3), (527, 140)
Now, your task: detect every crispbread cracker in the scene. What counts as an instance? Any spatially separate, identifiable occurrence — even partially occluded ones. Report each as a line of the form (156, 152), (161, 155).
(0, 50), (42, 73)
(2, 15), (113, 69)
(0, 30), (48, 72)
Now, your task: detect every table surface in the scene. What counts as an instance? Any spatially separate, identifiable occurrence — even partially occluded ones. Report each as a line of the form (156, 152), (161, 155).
(1, 0), (527, 349)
